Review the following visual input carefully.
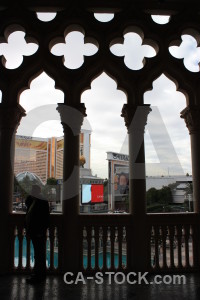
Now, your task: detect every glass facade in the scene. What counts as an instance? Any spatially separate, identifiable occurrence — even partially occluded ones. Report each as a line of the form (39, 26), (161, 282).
(14, 132), (87, 184)
(14, 136), (48, 184)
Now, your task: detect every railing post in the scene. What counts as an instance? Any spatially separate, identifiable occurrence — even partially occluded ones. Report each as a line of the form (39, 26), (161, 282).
(0, 104), (26, 274)
(121, 104), (151, 271)
(57, 103), (86, 273)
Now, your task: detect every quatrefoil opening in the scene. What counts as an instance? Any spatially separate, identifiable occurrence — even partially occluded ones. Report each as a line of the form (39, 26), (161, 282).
(169, 29), (200, 73)
(110, 27), (158, 70)
(50, 27), (98, 70)
(0, 25), (38, 69)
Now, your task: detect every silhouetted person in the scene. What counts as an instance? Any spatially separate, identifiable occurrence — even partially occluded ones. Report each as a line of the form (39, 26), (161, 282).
(25, 184), (50, 284)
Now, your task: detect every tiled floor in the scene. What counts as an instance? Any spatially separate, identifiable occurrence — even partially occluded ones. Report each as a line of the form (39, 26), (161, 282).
(0, 273), (200, 300)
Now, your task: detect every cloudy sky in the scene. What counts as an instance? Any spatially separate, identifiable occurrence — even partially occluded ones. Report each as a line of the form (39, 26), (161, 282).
(0, 13), (199, 179)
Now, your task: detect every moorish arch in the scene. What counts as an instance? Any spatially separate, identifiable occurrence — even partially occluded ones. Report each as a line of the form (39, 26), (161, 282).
(0, 0), (200, 275)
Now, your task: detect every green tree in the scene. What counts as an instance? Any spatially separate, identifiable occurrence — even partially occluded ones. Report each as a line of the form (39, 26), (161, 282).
(158, 186), (173, 205)
(146, 185), (173, 212)
(46, 177), (57, 185)
(146, 188), (159, 205)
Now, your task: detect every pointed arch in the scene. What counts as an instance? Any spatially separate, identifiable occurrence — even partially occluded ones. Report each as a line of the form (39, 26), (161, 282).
(139, 65), (194, 106)
(16, 64), (71, 105)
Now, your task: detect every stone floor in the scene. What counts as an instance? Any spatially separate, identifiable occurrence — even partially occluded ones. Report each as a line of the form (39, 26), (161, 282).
(0, 273), (200, 300)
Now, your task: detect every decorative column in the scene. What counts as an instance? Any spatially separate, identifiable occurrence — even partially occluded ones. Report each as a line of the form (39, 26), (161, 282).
(121, 104), (151, 215)
(0, 104), (26, 274)
(181, 105), (200, 213)
(57, 103), (86, 273)
(121, 104), (151, 271)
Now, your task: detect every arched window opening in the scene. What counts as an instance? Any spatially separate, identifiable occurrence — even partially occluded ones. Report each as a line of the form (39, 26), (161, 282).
(13, 72), (64, 214)
(81, 73), (128, 214)
(144, 74), (193, 213)
(13, 72), (64, 271)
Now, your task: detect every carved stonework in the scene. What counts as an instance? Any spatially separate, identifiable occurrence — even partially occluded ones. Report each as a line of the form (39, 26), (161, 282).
(0, 104), (26, 132)
(57, 103), (87, 135)
(121, 104), (151, 133)
(121, 104), (136, 129)
(180, 106), (200, 134)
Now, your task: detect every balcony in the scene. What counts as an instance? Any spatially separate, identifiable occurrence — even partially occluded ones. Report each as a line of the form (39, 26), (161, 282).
(0, 0), (200, 290)
(9, 212), (200, 274)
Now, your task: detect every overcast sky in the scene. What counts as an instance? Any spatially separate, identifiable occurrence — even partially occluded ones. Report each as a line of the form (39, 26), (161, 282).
(0, 13), (199, 178)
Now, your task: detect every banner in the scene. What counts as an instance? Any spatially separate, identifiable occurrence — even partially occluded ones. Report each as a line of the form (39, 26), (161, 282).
(15, 139), (47, 150)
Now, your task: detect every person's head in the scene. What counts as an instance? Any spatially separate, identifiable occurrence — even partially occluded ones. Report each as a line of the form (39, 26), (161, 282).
(31, 184), (41, 198)
(119, 173), (127, 186)
(119, 173), (128, 194)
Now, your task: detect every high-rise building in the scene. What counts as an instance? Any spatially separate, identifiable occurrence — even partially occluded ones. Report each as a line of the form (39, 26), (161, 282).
(14, 128), (91, 184)
(15, 136), (49, 184)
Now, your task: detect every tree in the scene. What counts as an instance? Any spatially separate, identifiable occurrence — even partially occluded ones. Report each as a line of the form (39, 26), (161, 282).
(46, 177), (57, 185)
(146, 188), (159, 205)
(158, 186), (173, 205)
(146, 185), (173, 212)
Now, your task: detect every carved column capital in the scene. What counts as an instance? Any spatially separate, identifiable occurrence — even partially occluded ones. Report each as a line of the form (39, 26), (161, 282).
(57, 103), (87, 135)
(121, 104), (151, 133)
(0, 104), (26, 132)
(180, 105), (200, 134)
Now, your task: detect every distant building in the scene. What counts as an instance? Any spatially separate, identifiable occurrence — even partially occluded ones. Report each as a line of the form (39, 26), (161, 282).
(14, 130), (106, 212)
(146, 176), (193, 204)
(14, 136), (49, 184)
(146, 176), (192, 191)
(107, 151), (193, 209)
(14, 128), (91, 184)
(171, 183), (193, 205)
(107, 151), (129, 211)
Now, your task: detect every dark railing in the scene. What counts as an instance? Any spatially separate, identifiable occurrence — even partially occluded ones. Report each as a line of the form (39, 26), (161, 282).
(147, 213), (200, 272)
(9, 213), (200, 274)
(79, 214), (131, 274)
(9, 213), (63, 273)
